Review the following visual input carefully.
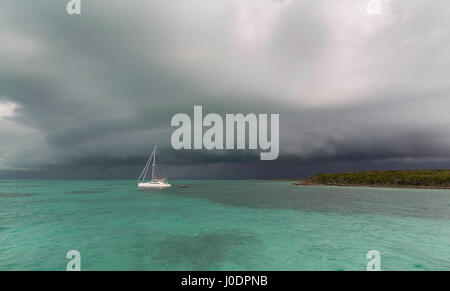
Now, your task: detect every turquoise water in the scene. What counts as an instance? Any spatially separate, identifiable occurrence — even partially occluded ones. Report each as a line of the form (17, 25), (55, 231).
(0, 180), (449, 270)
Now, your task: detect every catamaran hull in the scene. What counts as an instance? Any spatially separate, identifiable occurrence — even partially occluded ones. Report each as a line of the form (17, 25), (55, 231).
(138, 182), (172, 189)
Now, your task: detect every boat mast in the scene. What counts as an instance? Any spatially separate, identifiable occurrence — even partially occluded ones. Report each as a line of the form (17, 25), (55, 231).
(151, 145), (156, 180)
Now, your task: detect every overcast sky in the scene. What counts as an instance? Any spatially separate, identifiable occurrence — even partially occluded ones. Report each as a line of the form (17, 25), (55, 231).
(1, 0), (450, 179)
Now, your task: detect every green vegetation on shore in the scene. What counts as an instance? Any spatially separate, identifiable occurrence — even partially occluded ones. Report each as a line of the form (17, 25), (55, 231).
(301, 169), (450, 188)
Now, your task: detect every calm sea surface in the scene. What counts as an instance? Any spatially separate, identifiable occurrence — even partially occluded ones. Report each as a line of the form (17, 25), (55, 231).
(0, 180), (449, 270)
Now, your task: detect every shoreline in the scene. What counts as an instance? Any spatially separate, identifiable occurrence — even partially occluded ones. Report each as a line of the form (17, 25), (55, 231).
(291, 182), (450, 190)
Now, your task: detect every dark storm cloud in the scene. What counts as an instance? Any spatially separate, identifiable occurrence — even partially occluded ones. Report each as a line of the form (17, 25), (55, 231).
(1, 0), (450, 178)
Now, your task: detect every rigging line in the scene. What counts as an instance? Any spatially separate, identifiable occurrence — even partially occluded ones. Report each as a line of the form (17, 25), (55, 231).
(138, 148), (155, 182)
(138, 157), (150, 182)
(138, 160), (148, 181)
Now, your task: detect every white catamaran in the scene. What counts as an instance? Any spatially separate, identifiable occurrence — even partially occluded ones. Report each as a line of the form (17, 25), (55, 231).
(138, 146), (172, 189)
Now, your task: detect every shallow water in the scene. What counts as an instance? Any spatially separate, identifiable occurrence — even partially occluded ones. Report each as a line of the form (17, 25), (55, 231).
(0, 180), (449, 270)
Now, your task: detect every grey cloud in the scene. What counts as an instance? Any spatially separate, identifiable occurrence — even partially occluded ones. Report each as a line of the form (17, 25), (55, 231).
(0, 0), (450, 178)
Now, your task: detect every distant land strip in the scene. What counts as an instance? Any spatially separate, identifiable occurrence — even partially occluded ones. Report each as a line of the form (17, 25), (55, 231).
(290, 170), (450, 189)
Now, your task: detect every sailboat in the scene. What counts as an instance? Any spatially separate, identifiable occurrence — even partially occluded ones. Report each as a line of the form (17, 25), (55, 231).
(138, 145), (172, 189)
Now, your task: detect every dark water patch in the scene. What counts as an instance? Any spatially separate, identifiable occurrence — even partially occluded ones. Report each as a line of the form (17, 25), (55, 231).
(168, 182), (450, 220)
(0, 193), (36, 198)
(92, 188), (114, 192)
(145, 232), (262, 270)
(104, 183), (131, 186)
(66, 190), (106, 194)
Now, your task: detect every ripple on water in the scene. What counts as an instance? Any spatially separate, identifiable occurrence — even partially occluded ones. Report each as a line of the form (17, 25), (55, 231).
(0, 193), (36, 198)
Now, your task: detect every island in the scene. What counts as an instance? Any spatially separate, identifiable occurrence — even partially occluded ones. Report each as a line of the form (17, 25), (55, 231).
(293, 169), (450, 189)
